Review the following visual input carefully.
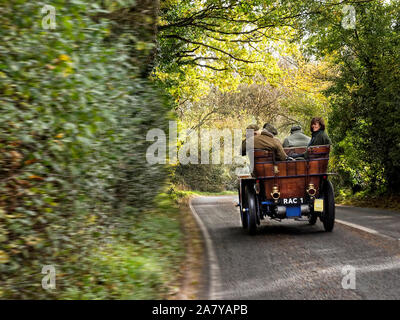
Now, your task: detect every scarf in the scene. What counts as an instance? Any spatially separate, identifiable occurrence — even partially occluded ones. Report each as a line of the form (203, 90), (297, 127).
(308, 129), (322, 147)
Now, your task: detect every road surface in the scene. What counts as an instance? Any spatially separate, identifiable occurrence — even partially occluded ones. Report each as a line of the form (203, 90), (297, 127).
(191, 195), (400, 300)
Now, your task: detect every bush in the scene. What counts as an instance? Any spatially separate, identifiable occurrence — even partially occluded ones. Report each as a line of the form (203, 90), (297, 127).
(0, 1), (171, 298)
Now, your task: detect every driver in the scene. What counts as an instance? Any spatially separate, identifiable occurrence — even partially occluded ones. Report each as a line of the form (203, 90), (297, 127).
(243, 126), (289, 161)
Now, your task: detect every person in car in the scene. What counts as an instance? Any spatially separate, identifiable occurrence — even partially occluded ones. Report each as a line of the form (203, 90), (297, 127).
(307, 117), (332, 147)
(243, 126), (289, 161)
(263, 123), (278, 136)
(283, 124), (311, 148)
(289, 117), (332, 159)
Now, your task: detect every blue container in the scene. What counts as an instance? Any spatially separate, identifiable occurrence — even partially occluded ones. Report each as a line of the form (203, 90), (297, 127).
(286, 206), (301, 218)
(261, 201), (274, 205)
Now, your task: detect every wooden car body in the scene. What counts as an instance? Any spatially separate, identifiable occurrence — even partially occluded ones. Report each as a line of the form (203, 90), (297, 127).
(238, 145), (334, 229)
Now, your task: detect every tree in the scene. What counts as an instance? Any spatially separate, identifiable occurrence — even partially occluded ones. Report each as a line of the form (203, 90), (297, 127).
(300, 0), (400, 193)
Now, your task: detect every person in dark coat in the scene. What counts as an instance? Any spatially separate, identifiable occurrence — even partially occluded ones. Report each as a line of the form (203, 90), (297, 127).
(289, 117), (332, 159)
(307, 117), (332, 146)
(283, 124), (311, 148)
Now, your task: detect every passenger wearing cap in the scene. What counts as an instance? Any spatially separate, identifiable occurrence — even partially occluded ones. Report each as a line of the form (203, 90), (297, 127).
(243, 124), (289, 161)
(263, 123), (278, 136)
(283, 124), (311, 148)
(289, 117), (332, 159)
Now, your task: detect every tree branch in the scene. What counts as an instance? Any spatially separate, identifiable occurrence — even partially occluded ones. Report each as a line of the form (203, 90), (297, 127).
(191, 62), (228, 71)
(164, 35), (261, 63)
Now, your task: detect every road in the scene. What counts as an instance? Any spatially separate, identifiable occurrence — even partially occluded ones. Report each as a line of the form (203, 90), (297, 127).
(191, 195), (400, 300)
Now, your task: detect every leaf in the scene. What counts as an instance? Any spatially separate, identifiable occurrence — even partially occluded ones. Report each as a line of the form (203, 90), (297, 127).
(76, 136), (91, 146)
(59, 54), (71, 62)
(24, 159), (37, 166)
(28, 175), (45, 181)
(0, 250), (10, 264)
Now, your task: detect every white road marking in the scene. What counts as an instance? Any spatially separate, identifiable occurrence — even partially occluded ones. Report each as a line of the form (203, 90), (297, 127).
(336, 219), (395, 241)
(217, 257), (400, 299)
(189, 197), (222, 300)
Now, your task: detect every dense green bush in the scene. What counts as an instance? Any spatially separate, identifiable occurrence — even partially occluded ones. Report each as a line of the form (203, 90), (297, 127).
(0, 1), (171, 298)
(302, 1), (400, 194)
(171, 139), (241, 192)
(172, 162), (230, 192)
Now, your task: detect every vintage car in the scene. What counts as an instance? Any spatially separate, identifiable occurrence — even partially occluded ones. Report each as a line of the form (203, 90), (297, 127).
(237, 145), (335, 234)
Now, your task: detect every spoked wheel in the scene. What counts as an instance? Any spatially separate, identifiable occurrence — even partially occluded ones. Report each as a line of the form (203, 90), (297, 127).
(245, 186), (258, 235)
(321, 180), (335, 232)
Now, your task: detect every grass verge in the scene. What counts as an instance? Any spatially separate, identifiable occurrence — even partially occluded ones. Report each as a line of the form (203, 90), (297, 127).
(169, 196), (205, 300)
(336, 189), (400, 212)
(168, 189), (236, 200)
(59, 192), (188, 300)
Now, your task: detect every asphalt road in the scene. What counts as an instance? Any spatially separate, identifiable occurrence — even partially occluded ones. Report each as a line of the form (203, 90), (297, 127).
(191, 195), (400, 300)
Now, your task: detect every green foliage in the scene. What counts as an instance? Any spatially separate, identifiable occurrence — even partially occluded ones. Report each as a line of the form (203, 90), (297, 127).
(157, 0), (299, 100)
(172, 162), (229, 192)
(3, 0), (399, 299)
(59, 193), (185, 300)
(301, 0), (400, 193)
(0, 0), (172, 298)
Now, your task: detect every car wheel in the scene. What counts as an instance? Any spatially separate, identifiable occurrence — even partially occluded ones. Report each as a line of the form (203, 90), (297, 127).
(246, 185), (257, 235)
(322, 180), (335, 232)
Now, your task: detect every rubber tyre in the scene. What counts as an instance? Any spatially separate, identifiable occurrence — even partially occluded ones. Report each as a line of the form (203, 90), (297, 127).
(255, 193), (261, 225)
(239, 188), (248, 229)
(245, 186), (257, 235)
(240, 209), (248, 229)
(322, 180), (335, 232)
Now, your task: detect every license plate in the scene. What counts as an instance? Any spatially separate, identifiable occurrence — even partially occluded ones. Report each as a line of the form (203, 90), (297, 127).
(314, 199), (324, 212)
(281, 197), (304, 206)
